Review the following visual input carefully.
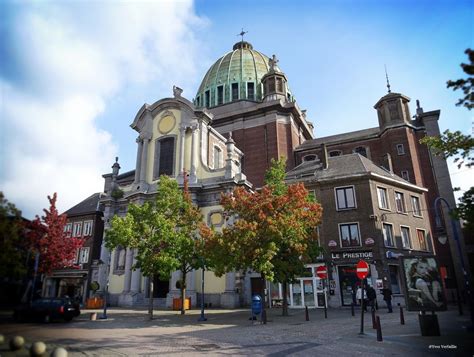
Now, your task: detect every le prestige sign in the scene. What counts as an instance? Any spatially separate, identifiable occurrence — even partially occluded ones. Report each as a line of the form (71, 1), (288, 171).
(330, 251), (373, 260)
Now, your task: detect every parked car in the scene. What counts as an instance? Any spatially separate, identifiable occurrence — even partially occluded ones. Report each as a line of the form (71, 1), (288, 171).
(13, 297), (80, 322)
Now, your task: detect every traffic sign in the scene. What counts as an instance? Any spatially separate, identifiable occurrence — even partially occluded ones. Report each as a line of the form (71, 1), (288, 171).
(356, 260), (369, 279)
(316, 265), (328, 279)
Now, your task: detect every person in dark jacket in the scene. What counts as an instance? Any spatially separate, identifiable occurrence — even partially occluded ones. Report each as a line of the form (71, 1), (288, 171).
(366, 286), (376, 311)
(382, 285), (393, 313)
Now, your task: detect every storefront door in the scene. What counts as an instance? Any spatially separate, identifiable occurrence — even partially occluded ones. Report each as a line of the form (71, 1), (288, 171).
(290, 278), (326, 308)
(338, 265), (371, 306)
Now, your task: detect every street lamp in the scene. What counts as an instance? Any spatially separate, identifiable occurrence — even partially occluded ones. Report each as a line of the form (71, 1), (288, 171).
(198, 257), (207, 322)
(434, 197), (474, 328)
(100, 253), (111, 319)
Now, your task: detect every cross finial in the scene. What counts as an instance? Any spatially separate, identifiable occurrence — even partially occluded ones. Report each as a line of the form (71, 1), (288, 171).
(269, 54), (279, 71)
(237, 28), (248, 42)
(384, 65), (391, 93)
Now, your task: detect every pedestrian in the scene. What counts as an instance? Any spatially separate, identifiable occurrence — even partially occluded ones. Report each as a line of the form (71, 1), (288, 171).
(366, 286), (376, 311)
(382, 284), (393, 313)
(356, 285), (367, 311)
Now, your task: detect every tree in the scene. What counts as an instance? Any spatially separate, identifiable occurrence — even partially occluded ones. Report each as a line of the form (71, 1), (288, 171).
(26, 193), (84, 275)
(0, 192), (27, 281)
(446, 48), (473, 110)
(105, 175), (203, 318)
(201, 158), (323, 316)
(420, 130), (473, 168)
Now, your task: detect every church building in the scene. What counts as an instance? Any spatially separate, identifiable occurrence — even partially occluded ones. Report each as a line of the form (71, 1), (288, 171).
(94, 38), (465, 309)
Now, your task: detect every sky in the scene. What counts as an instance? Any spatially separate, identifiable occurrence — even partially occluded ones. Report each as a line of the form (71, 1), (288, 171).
(0, 0), (472, 218)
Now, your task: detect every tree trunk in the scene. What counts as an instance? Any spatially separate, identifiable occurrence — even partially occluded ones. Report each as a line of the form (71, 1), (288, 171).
(180, 271), (186, 315)
(282, 281), (289, 316)
(148, 275), (154, 320)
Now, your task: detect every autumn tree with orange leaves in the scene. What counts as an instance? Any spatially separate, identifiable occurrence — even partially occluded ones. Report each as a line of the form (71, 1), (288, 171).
(26, 193), (85, 275)
(201, 158), (323, 316)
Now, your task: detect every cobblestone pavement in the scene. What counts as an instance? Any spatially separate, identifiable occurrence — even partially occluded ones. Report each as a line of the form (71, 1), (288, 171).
(0, 305), (472, 356)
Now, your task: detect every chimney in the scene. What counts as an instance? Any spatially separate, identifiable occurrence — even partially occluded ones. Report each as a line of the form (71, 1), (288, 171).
(385, 153), (393, 173)
(321, 143), (329, 169)
(416, 99), (424, 116)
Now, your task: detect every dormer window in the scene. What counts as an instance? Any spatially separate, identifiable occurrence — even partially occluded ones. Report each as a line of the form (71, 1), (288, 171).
(231, 83), (239, 101)
(303, 154), (317, 162)
(217, 85), (224, 105)
(329, 150), (342, 157)
(247, 82), (255, 100)
(353, 146), (368, 158)
(205, 90), (210, 107)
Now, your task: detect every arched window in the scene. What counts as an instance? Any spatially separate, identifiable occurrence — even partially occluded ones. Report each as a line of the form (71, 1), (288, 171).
(353, 146), (368, 158)
(213, 146), (223, 169)
(153, 137), (175, 179)
(329, 150), (342, 157)
(303, 154), (317, 162)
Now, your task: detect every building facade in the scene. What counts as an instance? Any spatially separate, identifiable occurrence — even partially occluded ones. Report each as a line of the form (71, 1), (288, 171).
(42, 193), (104, 304)
(93, 39), (465, 308)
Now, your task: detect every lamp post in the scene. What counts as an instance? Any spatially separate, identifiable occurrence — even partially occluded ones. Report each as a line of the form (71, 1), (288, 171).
(100, 253), (111, 319)
(434, 197), (474, 328)
(198, 257), (207, 322)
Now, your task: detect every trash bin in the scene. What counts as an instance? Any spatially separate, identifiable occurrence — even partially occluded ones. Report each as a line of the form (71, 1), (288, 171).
(251, 295), (262, 316)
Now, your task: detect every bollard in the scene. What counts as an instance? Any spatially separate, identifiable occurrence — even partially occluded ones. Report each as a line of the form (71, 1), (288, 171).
(262, 309), (267, 325)
(324, 303), (327, 319)
(351, 303), (355, 317)
(456, 290), (463, 316)
(305, 305), (309, 321)
(376, 316), (383, 341)
(371, 309), (377, 329)
(90, 312), (97, 321)
(399, 305), (405, 325)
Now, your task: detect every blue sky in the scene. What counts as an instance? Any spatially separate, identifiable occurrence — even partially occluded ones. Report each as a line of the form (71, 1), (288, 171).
(0, 0), (472, 218)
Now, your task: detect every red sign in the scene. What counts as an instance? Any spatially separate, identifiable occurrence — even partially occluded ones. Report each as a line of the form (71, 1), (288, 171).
(356, 260), (369, 279)
(316, 265), (327, 279)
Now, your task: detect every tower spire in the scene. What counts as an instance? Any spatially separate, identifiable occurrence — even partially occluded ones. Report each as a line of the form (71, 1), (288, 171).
(384, 65), (391, 93)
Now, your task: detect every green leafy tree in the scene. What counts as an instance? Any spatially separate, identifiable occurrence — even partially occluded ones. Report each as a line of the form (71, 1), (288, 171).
(201, 158), (323, 316)
(106, 175), (203, 318)
(446, 48), (473, 110)
(420, 130), (473, 169)
(0, 192), (27, 281)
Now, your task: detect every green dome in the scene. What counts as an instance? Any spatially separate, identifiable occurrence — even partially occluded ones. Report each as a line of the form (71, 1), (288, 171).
(195, 41), (273, 108)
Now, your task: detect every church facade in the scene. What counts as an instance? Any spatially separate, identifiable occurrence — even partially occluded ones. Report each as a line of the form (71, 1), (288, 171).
(94, 39), (465, 308)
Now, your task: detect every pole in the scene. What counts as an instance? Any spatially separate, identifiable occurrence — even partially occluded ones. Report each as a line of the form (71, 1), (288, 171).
(434, 197), (474, 328)
(198, 260), (207, 322)
(323, 279), (328, 319)
(359, 279), (365, 335)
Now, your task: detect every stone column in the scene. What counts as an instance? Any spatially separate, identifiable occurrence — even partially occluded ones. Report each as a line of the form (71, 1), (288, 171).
(130, 249), (141, 293)
(139, 136), (150, 183)
(123, 248), (133, 293)
(134, 137), (143, 184)
(225, 271), (236, 292)
(190, 125), (197, 182)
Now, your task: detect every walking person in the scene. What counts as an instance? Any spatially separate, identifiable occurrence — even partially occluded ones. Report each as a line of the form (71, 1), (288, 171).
(382, 284), (393, 313)
(356, 285), (367, 311)
(366, 285), (376, 311)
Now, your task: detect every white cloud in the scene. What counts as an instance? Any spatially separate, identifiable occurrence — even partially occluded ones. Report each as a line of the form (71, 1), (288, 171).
(0, 1), (207, 218)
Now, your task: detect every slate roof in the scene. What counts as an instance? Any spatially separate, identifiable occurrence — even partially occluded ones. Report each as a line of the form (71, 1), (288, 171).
(295, 127), (380, 151)
(64, 192), (102, 216)
(286, 153), (426, 191)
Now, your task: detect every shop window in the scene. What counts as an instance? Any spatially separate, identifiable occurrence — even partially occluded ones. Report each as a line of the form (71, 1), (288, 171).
(335, 186), (356, 210)
(217, 85), (224, 105)
(78, 247), (89, 264)
(329, 150), (342, 157)
(73, 222), (82, 237)
(339, 223), (361, 247)
(396, 144), (405, 155)
(417, 229), (428, 251)
(353, 146), (367, 158)
(395, 191), (406, 213)
(64, 223), (72, 238)
(231, 83), (239, 100)
(383, 223), (395, 247)
(377, 187), (389, 210)
(83, 220), (93, 236)
(411, 196), (422, 217)
(247, 82), (255, 100)
(389, 265), (401, 294)
(401, 226), (412, 249)
(153, 137), (175, 179)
